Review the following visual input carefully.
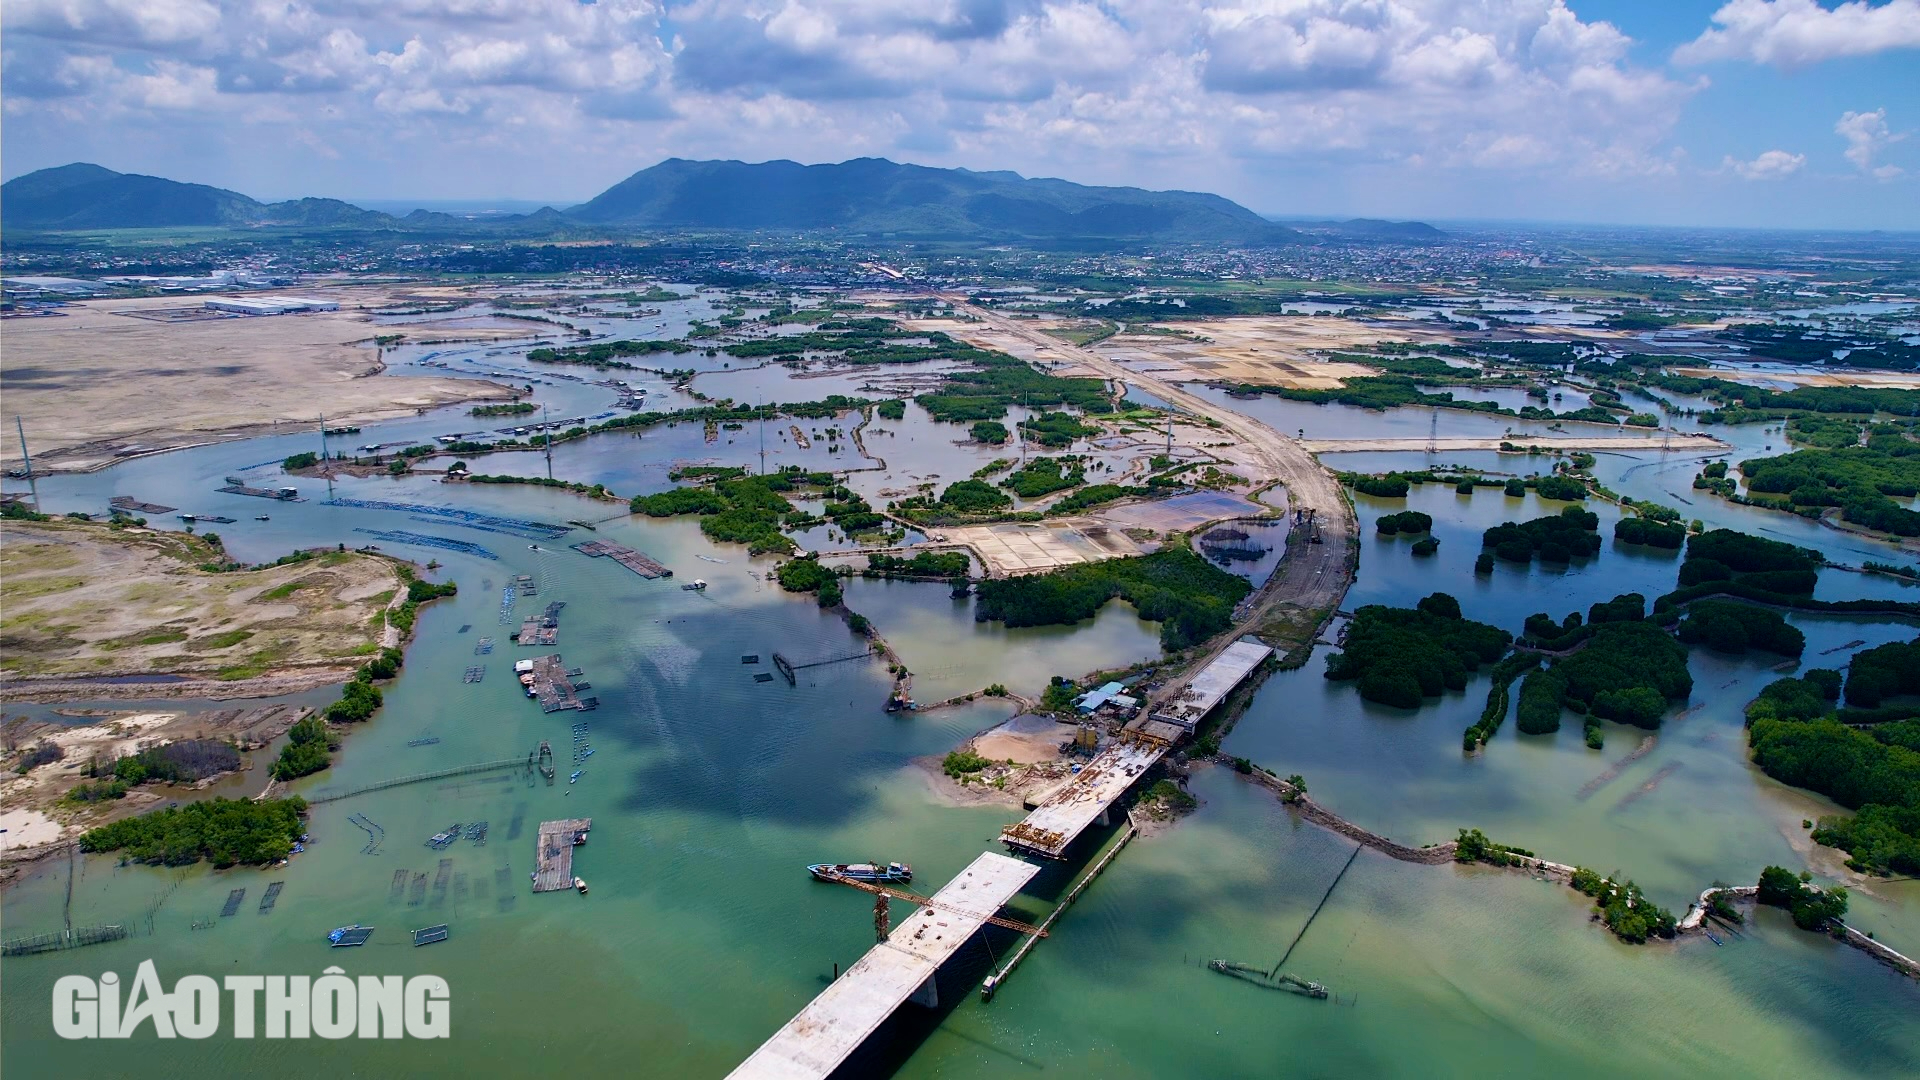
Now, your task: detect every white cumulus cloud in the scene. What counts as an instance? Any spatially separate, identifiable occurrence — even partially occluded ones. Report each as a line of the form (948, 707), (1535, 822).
(1675, 0), (1920, 67)
(1724, 148), (1806, 178)
(1836, 108), (1907, 178)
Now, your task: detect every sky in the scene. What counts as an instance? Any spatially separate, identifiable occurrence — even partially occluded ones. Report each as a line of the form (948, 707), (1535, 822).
(2, 0), (1917, 229)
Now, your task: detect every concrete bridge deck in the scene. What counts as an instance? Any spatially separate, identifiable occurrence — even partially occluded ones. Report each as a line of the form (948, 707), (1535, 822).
(999, 741), (1166, 860)
(728, 852), (1038, 1080)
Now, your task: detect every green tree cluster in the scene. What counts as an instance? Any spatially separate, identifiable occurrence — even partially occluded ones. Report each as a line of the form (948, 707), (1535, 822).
(1482, 506), (1601, 565)
(937, 479), (1013, 514)
(79, 797), (308, 868)
(1517, 622), (1692, 746)
(1375, 510), (1433, 535)
(1676, 601), (1806, 657)
(972, 548), (1251, 649)
(1462, 653), (1543, 750)
(271, 717), (337, 780)
(970, 420), (1009, 444)
(1454, 827), (1533, 866)
(1001, 456), (1086, 497)
(1049, 484), (1150, 514)
(1351, 474), (1411, 498)
(775, 557), (838, 594)
(1568, 869), (1677, 943)
(876, 399), (906, 420)
(1746, 650), (1920, 874)
(1756, 866), (1850, 931)
(1021, 412), (1101, 447)
(1738, 436), (1920, 537)
(1324, 594), (1512, 709)
(866, 551), (970, 577)
(1614, 517), (1685, 548)
(1844, 639), (1920, 707)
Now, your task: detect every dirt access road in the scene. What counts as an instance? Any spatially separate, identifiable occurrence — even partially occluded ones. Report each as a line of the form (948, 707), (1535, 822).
(931, 292), (1357, 706)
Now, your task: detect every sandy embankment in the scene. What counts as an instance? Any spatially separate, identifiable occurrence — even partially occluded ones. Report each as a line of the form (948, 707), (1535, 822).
(912, 713), (1081, 809)
(1, 288), (526, 472)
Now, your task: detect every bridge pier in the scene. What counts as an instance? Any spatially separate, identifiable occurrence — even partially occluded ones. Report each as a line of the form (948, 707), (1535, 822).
(909, 975), (938, 1009)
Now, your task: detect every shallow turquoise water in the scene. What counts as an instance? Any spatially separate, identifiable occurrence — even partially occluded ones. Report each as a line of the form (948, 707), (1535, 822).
(5, 361), (1917, 1079)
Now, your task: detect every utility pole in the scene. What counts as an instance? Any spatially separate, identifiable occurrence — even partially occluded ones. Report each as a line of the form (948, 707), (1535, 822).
(15, 416), (40, 512)
(318, 413), (334, 502)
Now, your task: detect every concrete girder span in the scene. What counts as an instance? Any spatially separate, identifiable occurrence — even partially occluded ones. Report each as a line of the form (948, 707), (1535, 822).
(727, 852), (1039, 1080)
(999, 741), (1167, 860)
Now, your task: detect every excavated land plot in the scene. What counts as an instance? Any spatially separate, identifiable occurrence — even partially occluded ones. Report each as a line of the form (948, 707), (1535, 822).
(942, 519), (1147, 577)
(0, 288), (525, 471)
(1098, 317), (1451, 388)
(0, 520), (400, 694)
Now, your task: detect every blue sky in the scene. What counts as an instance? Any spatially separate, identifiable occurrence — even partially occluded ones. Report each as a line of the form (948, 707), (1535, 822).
(2, 1), (1915, 228)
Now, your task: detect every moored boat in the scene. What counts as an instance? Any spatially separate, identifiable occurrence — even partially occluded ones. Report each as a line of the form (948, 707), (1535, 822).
(808, 861), (912, 884)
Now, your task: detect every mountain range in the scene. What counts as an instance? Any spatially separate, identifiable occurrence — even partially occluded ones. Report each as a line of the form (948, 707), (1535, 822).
(0, 159), (1439, 244)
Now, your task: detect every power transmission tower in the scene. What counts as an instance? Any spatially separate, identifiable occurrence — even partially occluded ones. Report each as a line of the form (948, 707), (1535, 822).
(1426, 408), (1439, 457)
(318, 413), (334, 502)
(542, 404), (554, 481)
(15, 416), (40, 512)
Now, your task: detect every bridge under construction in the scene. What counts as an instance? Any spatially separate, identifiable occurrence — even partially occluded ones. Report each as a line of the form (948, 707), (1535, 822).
(726, 852), (1037, 1080)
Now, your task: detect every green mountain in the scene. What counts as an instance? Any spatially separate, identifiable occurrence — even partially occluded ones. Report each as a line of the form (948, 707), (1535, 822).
(566, 158), (1299, 243)
(4, 159), (1444, 245)
(0, 163), (390, 230)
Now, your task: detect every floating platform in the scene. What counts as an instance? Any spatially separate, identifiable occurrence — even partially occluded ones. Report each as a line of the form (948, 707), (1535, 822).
(515, 615), (558, 646)
(728, 853), (1039, 1080)
(532, 818), (591, 893)
(221, 888), (246, 917)
(573, 539), (672, 579)
(464, 665), (486, 683)
(110, 496), (175, 514)
(179, 513), (237, 524)
(528, 654), (593, 712)
(413, 924), (450, 947)
(259, 882), (285, 914)
(328, 925), (374, 947)
(219, 477), (300, 501)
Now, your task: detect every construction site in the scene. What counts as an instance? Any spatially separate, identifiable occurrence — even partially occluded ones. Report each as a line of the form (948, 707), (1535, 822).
(728, 634), (1280, 1078)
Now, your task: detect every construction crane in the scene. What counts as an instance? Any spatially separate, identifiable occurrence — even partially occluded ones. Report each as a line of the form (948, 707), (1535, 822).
(817, 871), (1047, 942)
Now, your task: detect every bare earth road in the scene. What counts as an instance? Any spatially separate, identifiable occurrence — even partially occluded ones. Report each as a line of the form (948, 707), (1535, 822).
(936, 295), (1358, 702)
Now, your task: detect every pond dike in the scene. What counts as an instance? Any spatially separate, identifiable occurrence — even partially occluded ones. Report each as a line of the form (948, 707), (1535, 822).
(1231, 765), (1919, 980)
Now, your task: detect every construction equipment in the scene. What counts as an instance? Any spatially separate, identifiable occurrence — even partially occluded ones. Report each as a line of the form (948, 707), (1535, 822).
(816, 871), (1047, 940)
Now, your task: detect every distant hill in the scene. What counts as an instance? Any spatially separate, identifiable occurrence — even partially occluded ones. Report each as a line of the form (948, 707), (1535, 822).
(1278, 217), (1448, 243)
(2, 160), (1448, 246)
(0, 163), (393, 230)
(566, 158), (1299, 244)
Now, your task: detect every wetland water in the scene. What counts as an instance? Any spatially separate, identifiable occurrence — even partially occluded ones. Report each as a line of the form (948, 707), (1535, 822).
(5, 329), (1918, 1078)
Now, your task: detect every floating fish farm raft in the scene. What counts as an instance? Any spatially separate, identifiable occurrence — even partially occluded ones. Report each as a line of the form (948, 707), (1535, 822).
(324, 498), (571, 540)
(109, 496), (175, 514)
(353, 528), (499, 560)
(573, 539), (673, 578)
(532, 818), (592, 893)
(219, 477), (301, 500)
